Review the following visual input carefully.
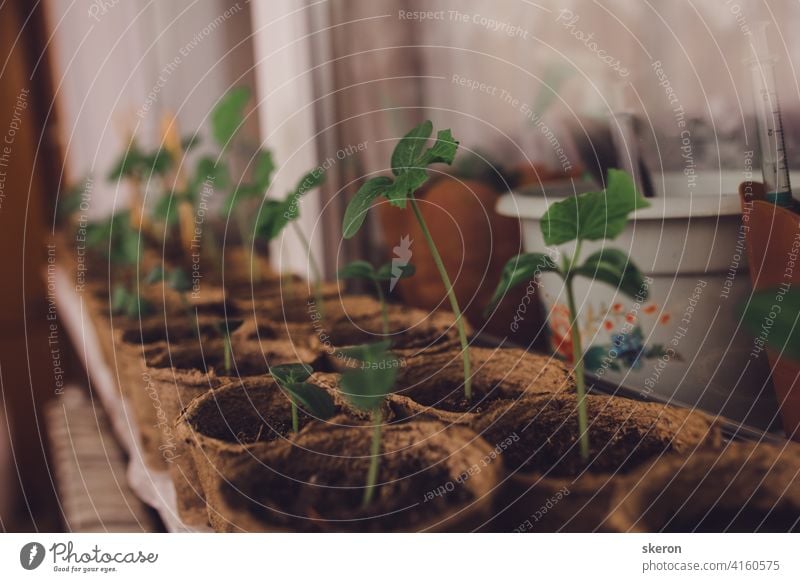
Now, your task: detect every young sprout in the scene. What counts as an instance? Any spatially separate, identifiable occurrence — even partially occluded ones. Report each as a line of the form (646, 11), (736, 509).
(336, 260), (415, 335)
(213, 318), (244, 375)
(269, 363), (335, 433)
(256, 169), (326, 312)
(86, 211), (152, 318)
(337, 341), (398, 507)
(341, 121), (473, 399)
(486, 170), (649, 461)
(146, 265), (197, 333)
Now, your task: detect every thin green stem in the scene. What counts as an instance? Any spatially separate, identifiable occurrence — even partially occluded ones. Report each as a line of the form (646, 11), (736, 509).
(223, 332), (232, 375)
(362, 409), (383, 507)
(373, 279), (390, 336)
(236, 208), (260, 283)
(564, 240), (589, 462)
(291, 221), (325, 320)
(180, 293), (199, 338)
(290, 398), (299, 433)
(409, 195), (472, 400)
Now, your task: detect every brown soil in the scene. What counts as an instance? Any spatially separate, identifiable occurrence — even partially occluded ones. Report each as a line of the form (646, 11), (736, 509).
(610, 442), (800, 532)
(146, 338), (319, 378)
(394, 347), (574, 414)
(326, 307), (462, 353)
(220, 420), (498, 532)
(186, 378), (313, 445)
(474, 393), (721, 478)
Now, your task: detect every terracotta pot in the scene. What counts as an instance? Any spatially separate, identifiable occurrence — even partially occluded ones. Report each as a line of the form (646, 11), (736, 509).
(389, 347), (574, 425)
(216, 419), (501, 532)
(607, 441), (800, 532)
(176, 373), (384, 530)
(740, 181), (800, 440)
(472, 393), (723, 531)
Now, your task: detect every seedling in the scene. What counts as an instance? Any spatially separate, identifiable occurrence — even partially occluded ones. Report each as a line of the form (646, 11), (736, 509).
(108, 137), (173, 232)
(342, 121), (473, 399)
(86, 211), (153, 318)
(146, 265), (197, 333)
(213, 318), (244, 375)
(256, 169), (326, 312)
(337, 341), (399, 507)
(269, 363), (335, 433)
(337, 260), (415, 335)
(486, 169), (649, 461)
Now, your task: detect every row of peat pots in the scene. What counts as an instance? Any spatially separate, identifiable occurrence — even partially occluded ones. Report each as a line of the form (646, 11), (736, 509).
(79, 267), (800, 533)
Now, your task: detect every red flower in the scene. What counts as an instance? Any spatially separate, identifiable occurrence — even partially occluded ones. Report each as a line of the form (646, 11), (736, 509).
(603, 320), (614, 331)
(643, 304), (657, 315)
(625, 313), (636, 324)
(612, 303), (623, 313)
(660, 314), (671, 325)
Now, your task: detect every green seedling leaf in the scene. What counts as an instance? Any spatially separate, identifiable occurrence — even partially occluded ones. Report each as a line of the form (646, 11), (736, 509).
(255, 199), (290, 242)
(153, 194), (178, 226)
(253, 148), (275, 189)
(375, 262), (415, 281)
(270, 363), (314, 386)
(145, 265), (165, 285)
(572, 248), (649, 300)
(486, 253), (560, 314)
(541, 169), (648, 246)
(168, 268), (192, 293)
(420, 129), (459, 166)
(192, 157), (230, 193)
(110, 285), (130, 315)
(337, 260), (377, 281)
(211, 86), (251, 147)
(391, 120), (432, 175)
(385, 168), (428, 208)
(280, 381), (336, 420)
(57, 176), (91, 219)
(342, 176), (393, 238)
(742, 288), (800, 360)
(338, 341), (398, 412)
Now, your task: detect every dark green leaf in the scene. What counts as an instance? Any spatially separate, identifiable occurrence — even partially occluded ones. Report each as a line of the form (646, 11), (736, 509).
(420, 129), (459, 165)
(339, 341), (398, 412)
(342, 176), (393, 239)
(742, 288), (800, 360)
(252, 148), (275, 189)
(168, 268), (192, 293)
(110, 285), (129, 314)
(192, 157), (229, 192)
(255, 199), (290, 241)
(541, 169), (648, 246)
(211, 86), (250, 147)
(270, 363), (314, 386)
(391, 120), (432, 175)
(281, 381), (336, 420)
(337, 260), (377, 281)
(572, 248), (648, 300)
(375, 261), (414, 281)
(385, 168), (427, 208)
(486, 253), (560, 314)
(145, 265), (165, 285)
(153, 194), (178, 226)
